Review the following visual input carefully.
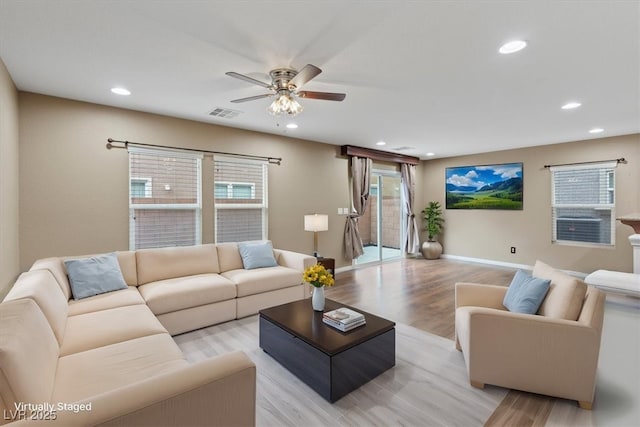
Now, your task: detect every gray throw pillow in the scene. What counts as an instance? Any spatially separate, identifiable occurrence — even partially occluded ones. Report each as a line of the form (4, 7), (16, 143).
(64, 253), (128, 300)
(238, 241), (278, 269)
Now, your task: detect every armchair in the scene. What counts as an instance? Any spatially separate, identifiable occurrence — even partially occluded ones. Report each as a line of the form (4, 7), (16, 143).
(454, 277), (605, 409)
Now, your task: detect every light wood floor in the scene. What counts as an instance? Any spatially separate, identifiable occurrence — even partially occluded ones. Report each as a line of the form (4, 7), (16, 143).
(176, 317), (508, 426)
(325, 257), (515, 340)
(325, 257), (556, 427)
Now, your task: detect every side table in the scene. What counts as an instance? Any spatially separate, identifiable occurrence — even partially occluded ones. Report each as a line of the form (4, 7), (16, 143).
(316, 257), (335, 277)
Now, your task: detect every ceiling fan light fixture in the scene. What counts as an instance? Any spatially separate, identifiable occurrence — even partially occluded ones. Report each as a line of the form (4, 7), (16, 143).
(268, 93), (303, 116)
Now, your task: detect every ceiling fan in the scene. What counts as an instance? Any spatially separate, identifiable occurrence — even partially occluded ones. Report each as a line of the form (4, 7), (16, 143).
(225, 64), (346, 116)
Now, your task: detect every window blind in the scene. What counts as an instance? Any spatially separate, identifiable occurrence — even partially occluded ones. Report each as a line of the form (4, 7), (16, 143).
(214, 156), (267, 243)
(551, 161), (616, 246)
(129, 148), (202, 250)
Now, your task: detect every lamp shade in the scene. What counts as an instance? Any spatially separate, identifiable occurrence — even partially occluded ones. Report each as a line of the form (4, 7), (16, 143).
(304, 214), (329, 232)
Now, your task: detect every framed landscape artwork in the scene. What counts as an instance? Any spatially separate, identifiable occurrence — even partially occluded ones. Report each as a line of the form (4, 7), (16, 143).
(445, 162), (523, 210)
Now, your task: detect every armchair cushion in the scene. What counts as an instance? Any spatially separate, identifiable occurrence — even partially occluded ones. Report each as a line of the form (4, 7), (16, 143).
(533, 261), (587, 320)
(503, 270), (550, 314)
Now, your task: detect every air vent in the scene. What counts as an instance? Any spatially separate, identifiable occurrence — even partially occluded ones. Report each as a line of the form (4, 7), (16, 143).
(392, 146), (415, 152)
(209, 107), (242, 119)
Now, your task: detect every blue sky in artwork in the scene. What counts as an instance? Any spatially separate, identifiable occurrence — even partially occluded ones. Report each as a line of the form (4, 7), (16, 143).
(446, 163), (522, 189)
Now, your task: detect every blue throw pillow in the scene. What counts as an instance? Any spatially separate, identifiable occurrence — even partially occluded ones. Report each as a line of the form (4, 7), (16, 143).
(238, 241), (278, 270)
(64, 253), (128, 300)
(503, 270), (551, 314)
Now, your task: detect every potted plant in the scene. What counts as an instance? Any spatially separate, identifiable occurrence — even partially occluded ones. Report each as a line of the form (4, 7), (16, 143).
(421, 201), (444, 259)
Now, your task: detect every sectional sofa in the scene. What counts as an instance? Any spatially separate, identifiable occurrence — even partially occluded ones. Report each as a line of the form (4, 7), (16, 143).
(0, 242), (316, 426)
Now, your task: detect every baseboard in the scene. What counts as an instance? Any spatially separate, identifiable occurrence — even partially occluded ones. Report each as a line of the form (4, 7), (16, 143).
(441, 254), (588, 278)
(441, 254), (532, 271)
(335, 253), (418, 274)
(338, 253), (588, 279)
(335, 266), (353, 274)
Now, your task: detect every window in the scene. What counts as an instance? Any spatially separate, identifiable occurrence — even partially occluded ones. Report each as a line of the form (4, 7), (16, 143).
(129, 148), (202, 250)
(130, 178), (152, 198)
(551, 162), (616, 246)
(214, 156), (268, 243)
(214, 182), (256, 199)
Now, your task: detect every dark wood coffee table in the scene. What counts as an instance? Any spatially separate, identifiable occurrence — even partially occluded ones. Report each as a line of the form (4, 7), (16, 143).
(259, 298), (395, 402)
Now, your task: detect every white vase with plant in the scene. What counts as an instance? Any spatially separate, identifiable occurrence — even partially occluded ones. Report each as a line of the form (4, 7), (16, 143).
(302, 263), (335, 311)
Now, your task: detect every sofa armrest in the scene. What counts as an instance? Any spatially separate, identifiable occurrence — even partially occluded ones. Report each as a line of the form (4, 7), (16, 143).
(454, 282), (508, 310)
(456, 306), (600, 403)
(273, 249), (317, 271)
(14, 351), (256, 426)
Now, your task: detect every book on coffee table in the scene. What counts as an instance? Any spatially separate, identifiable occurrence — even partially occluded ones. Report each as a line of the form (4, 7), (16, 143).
(323, 308), (366, 331)
(322, 316), (366, 332)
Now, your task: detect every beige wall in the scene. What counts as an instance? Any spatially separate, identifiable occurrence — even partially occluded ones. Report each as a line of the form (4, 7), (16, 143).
(0, 58), (20, 299)
(18, 93), (353, 270)
(19, 91), (637, 276)
(421, 134), (640, 273)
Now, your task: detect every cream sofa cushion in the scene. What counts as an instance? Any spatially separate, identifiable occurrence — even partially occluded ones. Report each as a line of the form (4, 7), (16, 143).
(0, 299), (58, 415)
(217, 242), (244, 272)
(4, 269), (68, 345)
(139, 274), (236, 315)
(136, 244), (220, 285)
(222, 266), (302, 297)
(60, 305), (168, 356)
(68, 286), (145, 316)
(53, 334), (187, 404)
(533, 260), (588, 321)
(30, 251), (138, 300)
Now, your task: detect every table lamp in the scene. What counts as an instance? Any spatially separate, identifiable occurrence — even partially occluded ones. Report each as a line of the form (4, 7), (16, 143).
(304, 214), (329, 257)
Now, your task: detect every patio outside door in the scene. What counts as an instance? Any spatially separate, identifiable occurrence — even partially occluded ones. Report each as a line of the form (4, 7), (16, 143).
(356, 171), (403, 264)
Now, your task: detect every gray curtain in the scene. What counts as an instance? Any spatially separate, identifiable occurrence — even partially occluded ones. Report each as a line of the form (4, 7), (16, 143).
(401, 163), (420, 254)
(344, 156), (372, 259)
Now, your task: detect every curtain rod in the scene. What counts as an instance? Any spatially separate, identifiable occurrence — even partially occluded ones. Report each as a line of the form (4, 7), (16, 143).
(543, 158), (626, 169)
(106, 138), (282, 165)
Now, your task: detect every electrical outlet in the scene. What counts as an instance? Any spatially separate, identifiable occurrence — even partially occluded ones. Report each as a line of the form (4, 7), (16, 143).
(510, 247), (516, 254)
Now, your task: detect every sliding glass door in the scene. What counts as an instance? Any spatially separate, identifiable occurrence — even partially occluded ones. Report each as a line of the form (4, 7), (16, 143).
(356, 171), (403, 264)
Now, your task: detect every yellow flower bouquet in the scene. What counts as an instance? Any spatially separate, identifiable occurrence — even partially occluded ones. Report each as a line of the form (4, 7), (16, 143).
(302, 263), (335, 288)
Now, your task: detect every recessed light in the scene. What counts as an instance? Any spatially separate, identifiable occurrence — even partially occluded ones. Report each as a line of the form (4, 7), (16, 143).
(286, 123), (298, 129)
(589, 128), (604, 134)
(110, 87), (131, 96)
(426, 152), (435, 157)
(499, 40), (527, 54)
(561, 101), (581, 110)
(376, 141), (386, 146)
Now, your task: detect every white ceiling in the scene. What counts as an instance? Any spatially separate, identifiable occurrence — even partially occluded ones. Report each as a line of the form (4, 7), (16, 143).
(1, 1), (638, 159)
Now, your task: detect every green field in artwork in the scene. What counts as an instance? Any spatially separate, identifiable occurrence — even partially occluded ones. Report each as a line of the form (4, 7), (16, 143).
(446, 189), (522, 209)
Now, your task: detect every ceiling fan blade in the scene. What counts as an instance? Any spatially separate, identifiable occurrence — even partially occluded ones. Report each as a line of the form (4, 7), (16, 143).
(226, 71), (272, 89)
(297, 91), (346, 101)
(230, 94), (273, 103)
(288, 64), (322, 89)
